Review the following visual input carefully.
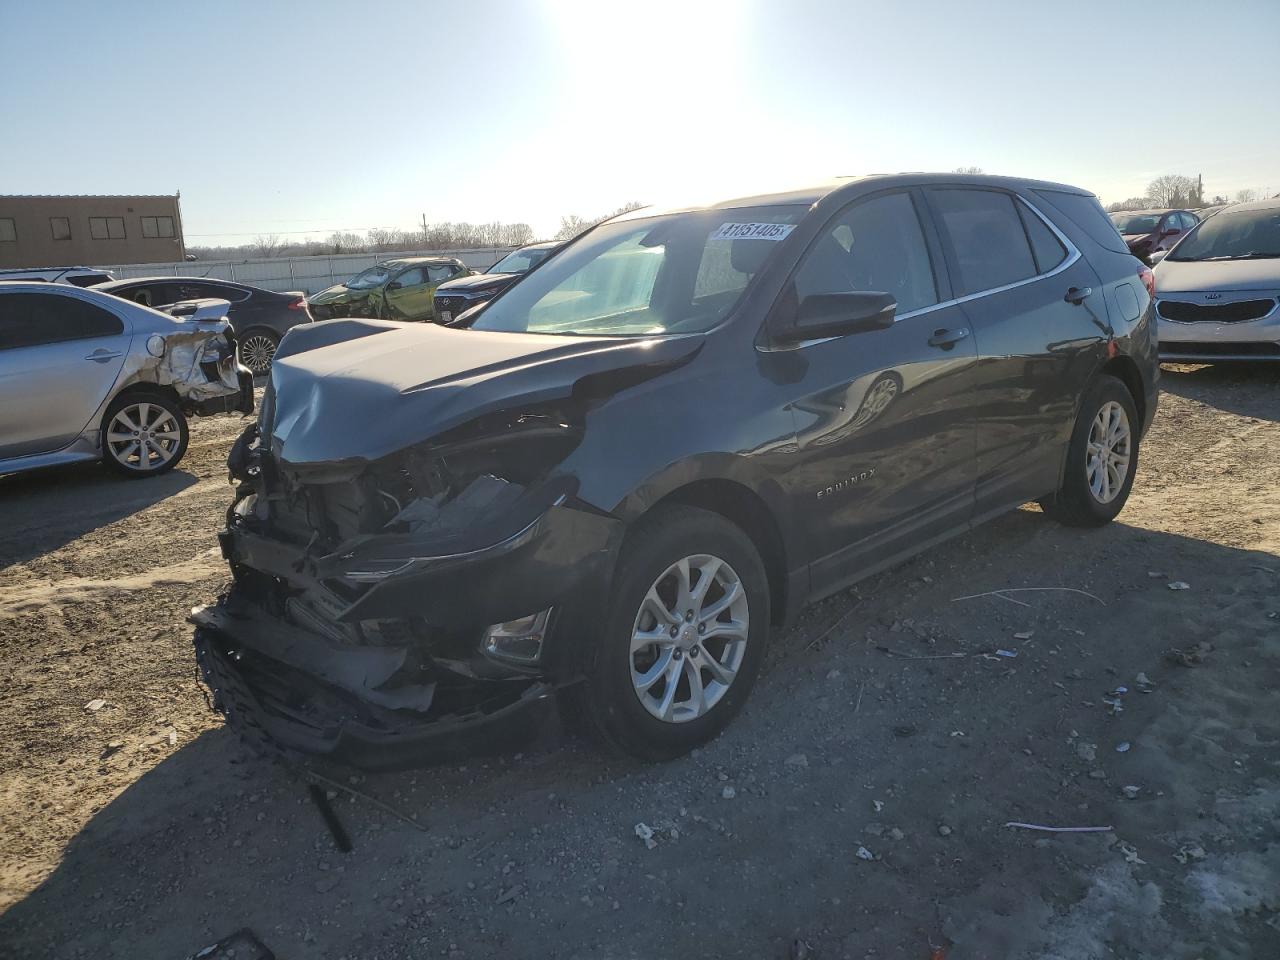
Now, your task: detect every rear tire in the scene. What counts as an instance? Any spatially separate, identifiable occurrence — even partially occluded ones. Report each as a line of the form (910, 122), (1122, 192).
(1039, 375), (1139, 527)
(568, 505), (771, 761)
(238, 329), (279, 376)
(101, 391), (189, 478)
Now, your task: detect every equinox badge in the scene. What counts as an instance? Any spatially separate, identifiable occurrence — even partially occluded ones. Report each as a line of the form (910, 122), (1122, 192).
(817, 469), (875, 499)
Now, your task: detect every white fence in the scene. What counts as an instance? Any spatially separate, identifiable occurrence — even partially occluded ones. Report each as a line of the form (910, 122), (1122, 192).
(95, 247), (518, 295)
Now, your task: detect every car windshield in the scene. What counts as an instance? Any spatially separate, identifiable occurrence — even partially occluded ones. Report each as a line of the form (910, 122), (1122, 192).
(346, 264), (394, 290)
(1168, 208), (1280, 261)
(1111, 213), (1162, 234)
(469, 206), (806, 337)
(489, 247), (553, 275)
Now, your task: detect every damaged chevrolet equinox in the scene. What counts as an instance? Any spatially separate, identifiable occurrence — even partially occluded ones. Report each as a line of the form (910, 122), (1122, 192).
(194, 174), (1159, 767)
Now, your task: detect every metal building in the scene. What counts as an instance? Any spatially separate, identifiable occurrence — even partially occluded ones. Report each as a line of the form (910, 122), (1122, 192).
(0, 194), (185, 269)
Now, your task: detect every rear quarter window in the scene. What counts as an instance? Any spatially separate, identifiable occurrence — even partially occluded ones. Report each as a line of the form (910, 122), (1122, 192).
(1035, 190), (1130, 255)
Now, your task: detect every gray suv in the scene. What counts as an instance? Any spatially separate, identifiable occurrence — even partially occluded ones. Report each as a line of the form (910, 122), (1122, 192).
(195, 174), (1159, 766)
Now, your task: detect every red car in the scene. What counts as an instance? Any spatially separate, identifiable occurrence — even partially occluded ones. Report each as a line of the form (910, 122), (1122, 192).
(1110, 208), (1200, 261)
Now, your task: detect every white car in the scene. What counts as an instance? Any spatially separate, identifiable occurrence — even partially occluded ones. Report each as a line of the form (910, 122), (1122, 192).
(0, 282), (253, 478)
(0, 265), (115, 286)
(1154, 199), (1280, 362)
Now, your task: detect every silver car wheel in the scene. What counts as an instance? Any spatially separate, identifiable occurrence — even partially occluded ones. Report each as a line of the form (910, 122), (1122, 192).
(1086, 400), (1131, 504)
(239, 335), (277, 375)
(630, 554), (750, 724)
(105, 401), (181, 473)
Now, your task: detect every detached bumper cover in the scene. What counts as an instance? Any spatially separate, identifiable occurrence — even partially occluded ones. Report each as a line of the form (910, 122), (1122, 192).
(193, 607), (555, 769)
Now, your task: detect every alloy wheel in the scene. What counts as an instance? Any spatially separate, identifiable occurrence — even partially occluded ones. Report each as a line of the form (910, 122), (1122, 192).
(630, 554), (750, 723)
(1086, 400), (1131, 504)
(105, 402), (181, 472)
(239, 335), (277, 375)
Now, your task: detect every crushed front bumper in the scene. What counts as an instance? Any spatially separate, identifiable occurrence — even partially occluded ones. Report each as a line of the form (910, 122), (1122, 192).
(197, 487), (620, 768)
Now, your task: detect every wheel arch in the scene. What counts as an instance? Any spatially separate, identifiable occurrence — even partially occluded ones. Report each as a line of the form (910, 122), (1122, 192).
(643, 479), (793, 628)
(1100, 354), (1147, 429)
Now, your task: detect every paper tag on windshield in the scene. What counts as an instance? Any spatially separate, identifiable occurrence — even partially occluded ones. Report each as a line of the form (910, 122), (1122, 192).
(710, 222), (796, 241)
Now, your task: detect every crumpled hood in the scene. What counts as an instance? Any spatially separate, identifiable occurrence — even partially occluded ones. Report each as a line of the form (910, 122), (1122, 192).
(265, 319), (701, 470)
(308, 283), (365, 306)
(435, 273), (515, 295)
(1153, 257), (1280, 294)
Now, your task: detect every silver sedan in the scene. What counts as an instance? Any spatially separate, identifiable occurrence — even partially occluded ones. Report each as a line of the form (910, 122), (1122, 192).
(0, 282), (253, 478)
(1154, 198), (1280, 362)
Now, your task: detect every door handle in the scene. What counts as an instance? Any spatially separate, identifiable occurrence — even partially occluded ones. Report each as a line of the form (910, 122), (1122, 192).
(85, 349), (123, 362)
(1064, 286), (1093, 305)
(927, 327), (970, 349)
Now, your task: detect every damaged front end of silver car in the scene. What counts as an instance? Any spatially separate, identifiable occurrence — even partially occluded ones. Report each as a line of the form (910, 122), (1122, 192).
(188, 320), (693, 768)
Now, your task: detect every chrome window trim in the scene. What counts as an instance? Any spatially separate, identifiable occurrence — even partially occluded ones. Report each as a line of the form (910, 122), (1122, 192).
(769, 195), (1082, 351)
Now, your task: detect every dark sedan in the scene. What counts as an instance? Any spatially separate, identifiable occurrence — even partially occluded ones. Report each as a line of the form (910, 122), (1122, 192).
(1110, 208), (1200, 263)
(432, 241), (562, 323)
(94, 276), (312, 375)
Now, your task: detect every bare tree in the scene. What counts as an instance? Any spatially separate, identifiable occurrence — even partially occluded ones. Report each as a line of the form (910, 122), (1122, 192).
(327, 231), (367, 254)
(554, 202), (648, 241)
(251, 234), (282, 258)
(1145, 174), (1198, 208)
(506, 222), (534, 246)
(1105, 197), (1156, 212)
(1235, 188), (1259, 203)
(953, 166), (984, 175)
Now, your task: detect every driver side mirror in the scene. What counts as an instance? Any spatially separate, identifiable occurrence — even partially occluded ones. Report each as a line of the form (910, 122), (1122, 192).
(775, 291), (897, 343)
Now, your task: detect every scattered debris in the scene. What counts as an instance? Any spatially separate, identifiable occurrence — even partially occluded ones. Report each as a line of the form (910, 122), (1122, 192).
(307, 784), (353, 854)
(721, 786), (736, 800)
(994, 648), (1018, 659)
(1116, 741), (1131, 753)
(1075, 742), (1098, 763)
(306, 770), (427, 833)
(784, 753), (809, 768)
(952, 587), (1106, 607)
(1167, 581), (1191, 591)
(186, 927), (276, 960)
(634, 823), (657, 850)
(1174, 843), (1207, 865)
(1013, 631), (1035, 640)
(893, 724), (918, 738)
(1166, 642), (1213, 667)
(98, 741), (125, 760)
(1088, 769), (1108, 780)
(496, 884), (523, 904)
(1117, 840), (1146, 864)
(1122, 785), (1141, 799)
(84, 699), (106, 712)
(790, 937), (815, 960)
(855, 846), (876, 861)
(1004, 822), (1113, 833)
(937, 824), (953, 837)
(876, 645), (967, 661)
(1147, 571), (1167, 579)
(1134, 672), (1156, 693)
(872, 799), (884, 813)
(888, 827), (905, 841)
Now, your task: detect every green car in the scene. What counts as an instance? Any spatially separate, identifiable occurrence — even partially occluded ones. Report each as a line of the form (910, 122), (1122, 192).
(308, 257), (472, 322)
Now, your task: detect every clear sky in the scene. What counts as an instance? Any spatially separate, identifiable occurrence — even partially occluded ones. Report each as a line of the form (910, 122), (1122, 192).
(2, 0), (1277, 245)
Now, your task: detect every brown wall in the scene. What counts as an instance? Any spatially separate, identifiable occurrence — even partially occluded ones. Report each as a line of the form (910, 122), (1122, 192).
(0, 195), (185, 269)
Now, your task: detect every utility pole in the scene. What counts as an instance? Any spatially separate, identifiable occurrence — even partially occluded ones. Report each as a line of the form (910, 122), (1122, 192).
(421, 212), (428, 249)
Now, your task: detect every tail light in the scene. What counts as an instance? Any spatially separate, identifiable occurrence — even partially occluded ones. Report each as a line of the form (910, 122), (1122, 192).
(287, 296), (306, 311)
(1137, 264), (1156, 299)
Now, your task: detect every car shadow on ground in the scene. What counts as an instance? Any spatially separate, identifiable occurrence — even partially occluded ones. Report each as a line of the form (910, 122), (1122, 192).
(2, 516), (1278, 959)
(1159, 361), (1278, 421)
(0, 463), (200, 571)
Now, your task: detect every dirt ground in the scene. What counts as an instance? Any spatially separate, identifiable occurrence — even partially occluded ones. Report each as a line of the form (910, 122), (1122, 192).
(1, 364), (1278, 960)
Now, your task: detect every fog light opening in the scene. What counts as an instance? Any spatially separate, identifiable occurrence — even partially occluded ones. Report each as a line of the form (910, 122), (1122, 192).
(482, 608), (553, 665)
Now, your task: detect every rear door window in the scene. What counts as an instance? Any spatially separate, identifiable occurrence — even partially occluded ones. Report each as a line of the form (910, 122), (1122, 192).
(1018, 202), (1068, 274)
(793, 191), (939, 314)
(394, 267), (429, 287)
(426, 264), (456, 283)
(0, 293), (124, 350)
(928, 189), (1037, 295)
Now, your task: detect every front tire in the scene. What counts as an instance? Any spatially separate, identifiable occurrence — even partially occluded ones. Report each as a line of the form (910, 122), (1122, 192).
(571, 505), (771, 760)
(101, 391), (189, 478)
(1040, 375), (1139, 526)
